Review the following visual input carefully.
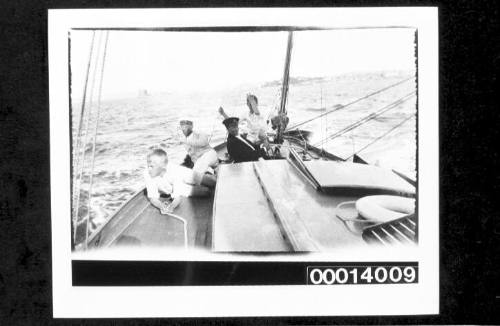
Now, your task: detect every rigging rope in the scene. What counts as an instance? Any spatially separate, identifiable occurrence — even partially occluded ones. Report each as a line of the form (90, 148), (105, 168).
(320, 79), (326, 152)
(350, 127), (356, 156)
(164, 212), (189, 248)
(207, 113), (218, 143)
(84, 31), (110, 249)
(287, 76), (414, 131)
(73, 31), (96, 184)
(72, 33), (96, 209)
(72, 31), (96, 241)
(345, 114), (415, 161)
(312, 91), (415, 147)
(73, 31), (103, 244)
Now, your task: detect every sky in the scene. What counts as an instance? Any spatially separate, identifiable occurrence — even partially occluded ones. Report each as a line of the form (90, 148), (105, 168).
(70, 28), (416, 100)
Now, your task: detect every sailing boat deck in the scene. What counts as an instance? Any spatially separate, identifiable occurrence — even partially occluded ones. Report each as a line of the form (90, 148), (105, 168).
(212, 159), (367, 252)
(86, 189), (213, 249)
(212, 162), (291, 252)
(86, 147), (415, 251)
(118, 194), (213, 247)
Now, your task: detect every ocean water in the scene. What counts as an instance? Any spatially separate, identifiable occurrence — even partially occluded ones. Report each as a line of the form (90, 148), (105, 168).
(71, 70), (416, 242)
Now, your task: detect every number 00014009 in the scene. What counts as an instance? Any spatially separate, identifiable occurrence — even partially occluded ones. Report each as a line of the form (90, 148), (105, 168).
(307, 266), (417, 285)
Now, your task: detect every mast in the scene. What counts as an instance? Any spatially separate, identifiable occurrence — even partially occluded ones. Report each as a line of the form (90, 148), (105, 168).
(276, 31), (293, 143)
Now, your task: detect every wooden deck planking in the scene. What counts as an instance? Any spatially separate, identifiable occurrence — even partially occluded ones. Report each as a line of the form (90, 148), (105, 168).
(253, 160), (366, 249)
(116, 201), (184, 247)
(254, 162), (319, 251)
(116, 192), (214, 248)
(212, 163), (291, 252)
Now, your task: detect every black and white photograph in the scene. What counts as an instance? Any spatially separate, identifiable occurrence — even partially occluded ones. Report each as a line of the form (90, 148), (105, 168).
(49, 8), (439, 317)
(70, 27), (417, 252)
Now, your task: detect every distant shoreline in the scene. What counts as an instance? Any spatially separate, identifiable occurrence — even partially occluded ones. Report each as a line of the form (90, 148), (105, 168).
(71, 69), (413, 104)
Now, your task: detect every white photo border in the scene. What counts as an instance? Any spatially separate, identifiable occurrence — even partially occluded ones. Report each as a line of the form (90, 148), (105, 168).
(49, 7), (438, 318)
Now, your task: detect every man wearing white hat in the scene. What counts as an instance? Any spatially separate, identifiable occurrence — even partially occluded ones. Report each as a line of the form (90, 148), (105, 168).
(179, 119), (218, 184)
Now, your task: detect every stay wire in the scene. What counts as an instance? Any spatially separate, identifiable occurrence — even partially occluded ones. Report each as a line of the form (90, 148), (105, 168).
(345, 114), (415, 161)
(73, 31), (102, 243)
(312, 91), (415, 147)
(320, 79), (326, 153)
(72, 31), (95, 242)
(73, 31), (96, 180)
(85, 31), (110, 249)
(287, 76), (414, 131)
(207, 113), (218, 143)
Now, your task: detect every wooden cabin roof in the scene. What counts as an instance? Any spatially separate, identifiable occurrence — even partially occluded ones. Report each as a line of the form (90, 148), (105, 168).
(212, 160), (367, 252)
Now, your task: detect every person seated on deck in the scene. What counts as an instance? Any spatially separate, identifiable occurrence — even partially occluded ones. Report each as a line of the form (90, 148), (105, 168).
(179, 119), (218, 178)
(218, 93), (270, 145)
(144, 148), (216, 214)
(222, 117), (270, 163)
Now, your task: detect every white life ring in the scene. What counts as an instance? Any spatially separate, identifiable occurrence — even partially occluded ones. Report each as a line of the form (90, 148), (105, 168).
(356, 195), (415, 223)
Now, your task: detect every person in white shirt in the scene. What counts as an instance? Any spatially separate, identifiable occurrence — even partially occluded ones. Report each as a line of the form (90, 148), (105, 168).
(144, 148), (215, 214)
(218, 93), (269, 145)
(179, 120), (218, 184)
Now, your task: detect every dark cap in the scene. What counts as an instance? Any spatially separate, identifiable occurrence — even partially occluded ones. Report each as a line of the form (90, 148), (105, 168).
(179, 119), (193, 126)
(222, 117), (239, 128)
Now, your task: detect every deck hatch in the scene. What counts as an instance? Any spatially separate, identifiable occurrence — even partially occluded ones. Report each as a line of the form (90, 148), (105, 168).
(303, 160), (416, 196)
(362, 214), (417, 245)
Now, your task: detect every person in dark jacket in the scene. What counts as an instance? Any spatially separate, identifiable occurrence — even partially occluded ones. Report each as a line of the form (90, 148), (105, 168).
(222, 117), (269, 163)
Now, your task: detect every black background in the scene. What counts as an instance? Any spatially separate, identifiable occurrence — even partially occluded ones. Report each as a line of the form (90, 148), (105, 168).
(1, 0), (498, 324)
(72, 261), (419, 286)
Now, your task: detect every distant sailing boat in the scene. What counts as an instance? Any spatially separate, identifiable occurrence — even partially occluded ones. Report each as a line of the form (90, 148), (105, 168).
(138, 89), (150, 97)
